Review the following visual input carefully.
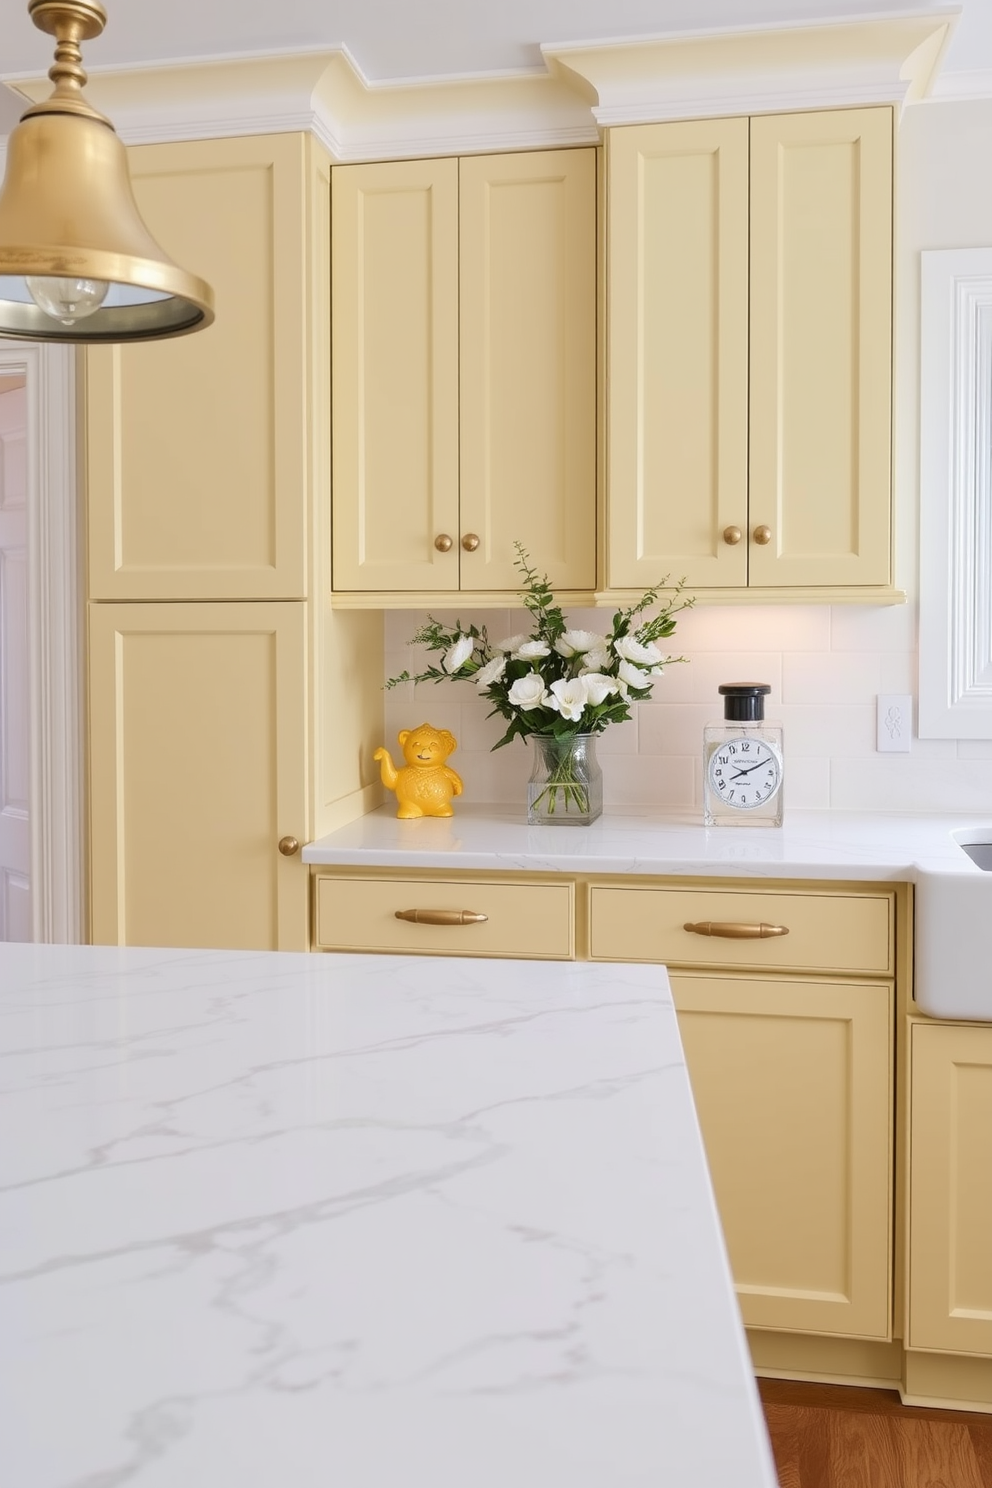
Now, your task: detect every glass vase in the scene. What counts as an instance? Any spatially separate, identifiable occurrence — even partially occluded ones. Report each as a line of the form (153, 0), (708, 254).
(527, 733), (603, 826)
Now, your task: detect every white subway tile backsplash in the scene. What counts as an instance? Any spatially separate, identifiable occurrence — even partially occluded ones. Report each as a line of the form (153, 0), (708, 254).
(671, 651), (783, 705)
(782, 651), (883, 705)
(830, 757), (991, 814)
(831, 603), (916, 652)
(783, 757), (832, 810)
(677, 605), (831, 652)
(603, 753), (696, 808)
(639, 703), (712, 759)
(380, 602), (992, 813)
(777, 704), (876, 758)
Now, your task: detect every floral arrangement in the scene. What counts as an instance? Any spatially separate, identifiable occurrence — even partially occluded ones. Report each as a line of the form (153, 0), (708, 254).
(386, 545), (692, 750)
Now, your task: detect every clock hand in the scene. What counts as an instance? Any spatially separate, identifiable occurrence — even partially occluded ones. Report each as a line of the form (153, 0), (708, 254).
(730, 759), (769, 779)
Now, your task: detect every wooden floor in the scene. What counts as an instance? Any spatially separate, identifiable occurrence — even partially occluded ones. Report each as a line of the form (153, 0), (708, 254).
(759, 1378), (992, 1488)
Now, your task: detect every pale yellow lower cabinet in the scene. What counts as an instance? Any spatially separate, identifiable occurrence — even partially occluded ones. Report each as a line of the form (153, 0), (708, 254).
(314, 874), (574, 959)
(909, 1021), (992, 1356)
(89, 602), (309, 951)
(673, 971), (893, 1338)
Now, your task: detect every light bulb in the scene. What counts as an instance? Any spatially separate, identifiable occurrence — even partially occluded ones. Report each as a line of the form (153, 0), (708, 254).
(25, 275), (109, 326)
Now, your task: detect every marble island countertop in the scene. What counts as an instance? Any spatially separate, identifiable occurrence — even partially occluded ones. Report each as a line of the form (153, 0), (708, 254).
(0, 943), (776, 1488)
(303, 802), (992, 881)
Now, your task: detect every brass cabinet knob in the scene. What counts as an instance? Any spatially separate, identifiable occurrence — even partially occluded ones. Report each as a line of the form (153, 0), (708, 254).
(723, 526), (743, 546)
(434, 533), (453, 553)
(753, 525), (772, 546)
(461, 533), (480, 552)
(277, 836), (301, 857)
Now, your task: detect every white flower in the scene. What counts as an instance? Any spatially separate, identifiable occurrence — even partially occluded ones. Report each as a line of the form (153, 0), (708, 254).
(548, 677), (590, 721)
(579, 646), (612, 673)
(442, 634), (474, 673)
(554, 628), (607, 659)
(580, 672), (619, 706)
(618, 659), (652, 691)
(516, 639), (551, 661)
(508, 673), (550, 711)
(496, 633), (529, 654)
(473, 655), (506, 690)
(614, 635), (664, 666)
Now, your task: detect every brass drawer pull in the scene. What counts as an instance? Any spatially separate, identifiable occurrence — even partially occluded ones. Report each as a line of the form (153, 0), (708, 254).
(683, 920), (789, 939)
(395, 908), (489, 926)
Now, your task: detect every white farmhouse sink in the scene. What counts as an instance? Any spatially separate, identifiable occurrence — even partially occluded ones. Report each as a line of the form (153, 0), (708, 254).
(915, 829), (992, 1020)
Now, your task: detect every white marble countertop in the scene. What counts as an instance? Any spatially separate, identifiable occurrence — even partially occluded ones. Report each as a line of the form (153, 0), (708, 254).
(303, 802), (990, 881)
(0, 943), (776, 1488)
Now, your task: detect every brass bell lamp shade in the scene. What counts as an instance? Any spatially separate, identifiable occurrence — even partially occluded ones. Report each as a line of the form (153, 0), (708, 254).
(0, 0), (214, 342)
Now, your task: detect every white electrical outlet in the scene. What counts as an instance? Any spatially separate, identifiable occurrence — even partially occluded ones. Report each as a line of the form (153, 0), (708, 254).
(877, 694), (913, 753)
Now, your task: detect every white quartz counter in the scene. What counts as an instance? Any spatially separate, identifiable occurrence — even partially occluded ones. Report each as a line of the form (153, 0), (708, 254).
(303, 802), (989, 881)
(0, 943), (776, 1488)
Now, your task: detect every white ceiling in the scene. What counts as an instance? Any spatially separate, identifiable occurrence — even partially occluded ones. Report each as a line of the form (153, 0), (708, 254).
(0, 0), (987, 134)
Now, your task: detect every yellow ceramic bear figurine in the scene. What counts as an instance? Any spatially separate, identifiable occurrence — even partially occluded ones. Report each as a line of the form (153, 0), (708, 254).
(374, 723), (464, 819)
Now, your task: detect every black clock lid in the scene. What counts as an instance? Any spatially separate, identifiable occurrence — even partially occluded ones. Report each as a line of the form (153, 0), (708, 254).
(718, 683), (772, 722)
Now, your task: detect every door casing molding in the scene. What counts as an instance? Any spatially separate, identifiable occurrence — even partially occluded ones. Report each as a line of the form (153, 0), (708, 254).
(0, 340), (83, 942)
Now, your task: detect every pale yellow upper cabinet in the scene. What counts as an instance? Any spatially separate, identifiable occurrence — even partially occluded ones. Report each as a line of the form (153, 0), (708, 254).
(749, 108), (892, 588)
(331, 158), (460, 593)
(606, 107), (893, 596)
(87, 134), (309, 601)
(331, 148), (597, 596)
(607, 118), (750, 592)
(459, 151), (596, 592)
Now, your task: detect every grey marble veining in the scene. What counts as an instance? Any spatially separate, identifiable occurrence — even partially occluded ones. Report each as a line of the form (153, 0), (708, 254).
(0, 943), (776, 1487)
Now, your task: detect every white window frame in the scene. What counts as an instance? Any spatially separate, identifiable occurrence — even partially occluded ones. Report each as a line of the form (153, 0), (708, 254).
(919, 247), (992, 739)
(0, 340), (83, 941)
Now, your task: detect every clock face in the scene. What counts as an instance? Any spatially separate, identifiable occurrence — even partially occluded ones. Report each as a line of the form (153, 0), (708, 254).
(707, 737), (782, 811)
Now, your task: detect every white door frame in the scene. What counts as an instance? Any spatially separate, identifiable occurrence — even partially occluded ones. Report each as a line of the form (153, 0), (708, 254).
(0, 339), (83, 942)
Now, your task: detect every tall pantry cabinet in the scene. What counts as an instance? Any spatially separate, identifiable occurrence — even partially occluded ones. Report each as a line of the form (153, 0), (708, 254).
(85, 133), (382, 950)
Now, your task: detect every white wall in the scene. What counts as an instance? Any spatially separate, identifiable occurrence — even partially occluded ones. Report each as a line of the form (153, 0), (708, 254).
(383, 98), (992, 814)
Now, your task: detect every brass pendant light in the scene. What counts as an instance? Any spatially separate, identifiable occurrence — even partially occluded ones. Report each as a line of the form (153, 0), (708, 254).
(0, 0), (214, 342)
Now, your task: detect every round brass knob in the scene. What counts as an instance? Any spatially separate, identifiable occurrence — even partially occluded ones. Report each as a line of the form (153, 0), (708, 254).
(461, 533), (480, 552)
(723, 526), (743, 546)
(434, 533), (453, 553)
(753, 525), (772, 546)
(277, 836), (300, 857)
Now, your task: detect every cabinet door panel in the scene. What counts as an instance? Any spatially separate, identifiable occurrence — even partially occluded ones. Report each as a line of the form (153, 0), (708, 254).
(749, 108), (892, 587)
(673, 973), (893, 1338)
(459, 149), (596, 592)
(607, 119), (749, 590)
(332, 159), (460, 592)
(87, 135), (308, 600)
(909, 1023), (992, 1355)
(88, 602), (308, 951)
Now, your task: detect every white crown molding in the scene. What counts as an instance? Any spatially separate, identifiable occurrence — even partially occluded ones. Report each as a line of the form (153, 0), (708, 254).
(930, 67), (992, 101)
(0, 11), (963, 160)
(919, 249), (992, 740)
(4, 46), (597, 159)
(0, 340), (83, 942)
(544, 10), (959, 124)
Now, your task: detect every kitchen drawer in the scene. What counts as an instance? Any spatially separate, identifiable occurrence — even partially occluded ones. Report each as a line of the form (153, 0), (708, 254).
(314, 875), (574, 958)
(589, 884), (893, 976)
